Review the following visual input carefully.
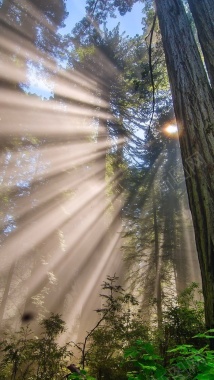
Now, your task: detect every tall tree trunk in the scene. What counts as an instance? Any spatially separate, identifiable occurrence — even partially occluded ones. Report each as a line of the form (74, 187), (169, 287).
(155, 0), (214, 339)
(152, 188), (162, 328)
(0, 262), (16, 326)
(187, 0), (214, 89)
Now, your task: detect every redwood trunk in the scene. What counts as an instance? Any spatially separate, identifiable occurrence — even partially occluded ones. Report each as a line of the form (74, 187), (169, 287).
(187, 0), (214, 89)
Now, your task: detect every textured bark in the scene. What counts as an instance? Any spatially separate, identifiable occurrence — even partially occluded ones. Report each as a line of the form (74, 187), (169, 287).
(187, 0), (214, 89)
(155, 0), (214, 335)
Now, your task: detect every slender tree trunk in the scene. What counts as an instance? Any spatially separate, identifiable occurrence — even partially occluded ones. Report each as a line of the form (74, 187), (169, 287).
(155, 0), (214, 339)
(187, 0), (214, 89)
(0, 262), (16, 326)
(152, 188), (162, 328)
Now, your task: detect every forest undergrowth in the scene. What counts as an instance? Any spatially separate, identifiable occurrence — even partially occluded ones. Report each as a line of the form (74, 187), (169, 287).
(0, 277), (213, 380)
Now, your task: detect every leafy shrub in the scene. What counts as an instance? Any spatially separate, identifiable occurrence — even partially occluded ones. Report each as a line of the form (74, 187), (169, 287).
(124, 340), (166, 379)
(0, 313), (72, 379)
(67, 369), (96, 379)
(0, 282), (207, 380)
(123, 334), (214, 379)
(154, 283), (205, 362)
(84, 276), (149, 380)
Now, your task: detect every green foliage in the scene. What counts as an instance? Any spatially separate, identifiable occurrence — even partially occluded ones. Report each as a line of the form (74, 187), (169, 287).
(0, 283), (207, 380)
(124, 340), (167, 379)
(157, 283), (205, 359)
(84, 281), (206, 379)
(167, 343), (214, 379)
(40, 312), (66, 338)
(123, 339), (214, 379)
(75, 45), (96, 62)
(85, 0), (139, 22)
(0, 314), (72, 380)
(85, 275), (149, 379)
(67, 369), (96, 380)
(33, 0), (68, 27)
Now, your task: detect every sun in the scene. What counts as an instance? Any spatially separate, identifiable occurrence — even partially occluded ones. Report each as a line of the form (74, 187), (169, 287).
(165, 124), (178, 134)
(162, 123), (179, 138)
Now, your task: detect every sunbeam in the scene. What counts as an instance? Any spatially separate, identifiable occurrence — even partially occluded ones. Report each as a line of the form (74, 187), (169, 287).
(0, 0), (201, 355)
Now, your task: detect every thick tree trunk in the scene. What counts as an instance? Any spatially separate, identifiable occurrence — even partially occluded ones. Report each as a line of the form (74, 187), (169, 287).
(155, 0), (214, 338)
(187, 0), (214, 89)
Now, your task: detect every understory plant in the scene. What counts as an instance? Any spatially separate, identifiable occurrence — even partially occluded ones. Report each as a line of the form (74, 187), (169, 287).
(0, 282), (208, 380)
(0, 313), (72, 379)
(123, 335), (214, 379)
(82, 275), (149, 380)
(67, 369), (96, 380)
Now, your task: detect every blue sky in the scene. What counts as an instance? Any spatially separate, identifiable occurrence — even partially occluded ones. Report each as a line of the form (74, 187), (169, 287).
(60, 0), (144, 37)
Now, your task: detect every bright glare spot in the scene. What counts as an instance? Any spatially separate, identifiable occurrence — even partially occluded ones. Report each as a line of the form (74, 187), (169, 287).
(165, 124), (177, 134)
